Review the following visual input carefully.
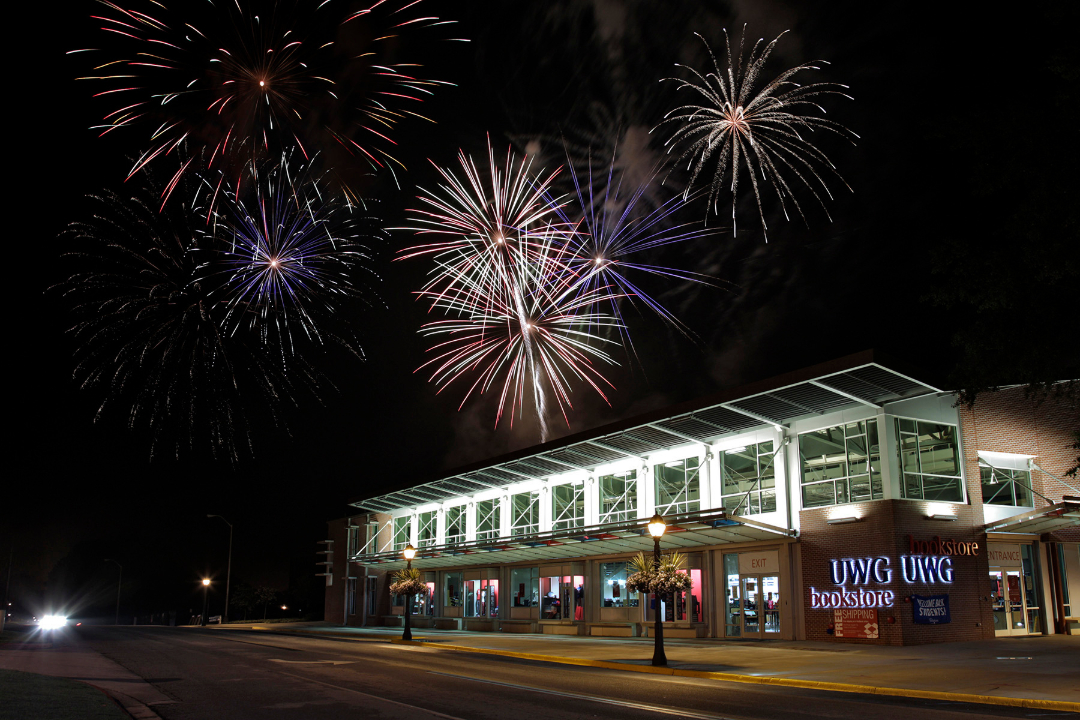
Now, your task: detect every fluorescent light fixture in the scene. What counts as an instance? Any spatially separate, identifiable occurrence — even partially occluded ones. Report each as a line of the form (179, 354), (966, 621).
(727, 446), (747, 454)
(929, 514), (958, 521)
(827, 516), (861, 525)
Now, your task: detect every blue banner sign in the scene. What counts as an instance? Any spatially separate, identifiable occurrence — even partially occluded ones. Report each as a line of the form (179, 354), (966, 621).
(911, 594), (951, 624)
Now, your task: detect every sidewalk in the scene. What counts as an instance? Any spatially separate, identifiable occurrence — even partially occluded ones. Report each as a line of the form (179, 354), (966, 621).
(227, 621), (1080, 710)
(0, 625), (174, 719)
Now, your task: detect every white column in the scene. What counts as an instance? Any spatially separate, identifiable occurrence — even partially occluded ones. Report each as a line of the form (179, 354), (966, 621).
(772, 427), (787, 524)
(699, 446), (714, 510)
(409, 511), (418, 547)
(435, 507), (446, 546)
(499, 494), (511, 537)
(638, 462), (652, 519)
(878, 409), (898, 499)
(585, 476), (598, 526)
(466, 500), (477, 542)
(709, 447), (724, 511)
(540, 481), (552, 532)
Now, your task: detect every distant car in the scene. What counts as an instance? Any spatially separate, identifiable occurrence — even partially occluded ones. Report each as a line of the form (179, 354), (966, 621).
(38, 615), (68, 630)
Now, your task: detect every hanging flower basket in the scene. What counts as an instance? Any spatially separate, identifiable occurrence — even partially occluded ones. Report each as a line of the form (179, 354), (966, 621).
(625, 551), (693, 595)
(389, 567), (428, 597)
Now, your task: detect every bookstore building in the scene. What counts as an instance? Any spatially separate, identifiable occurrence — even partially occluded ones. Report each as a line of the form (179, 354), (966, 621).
(322, 353), (1080, 645)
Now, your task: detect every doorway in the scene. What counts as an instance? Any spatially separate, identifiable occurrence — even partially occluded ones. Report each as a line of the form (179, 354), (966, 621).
(989, 570), (1028, 635)
(740, 575), (780, 639)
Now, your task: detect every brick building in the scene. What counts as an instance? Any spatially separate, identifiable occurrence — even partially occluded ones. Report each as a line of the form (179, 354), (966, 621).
(322, 352), (1079, 645)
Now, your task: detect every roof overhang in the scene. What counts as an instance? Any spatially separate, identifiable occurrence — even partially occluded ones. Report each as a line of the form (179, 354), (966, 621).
(983, 498), (1080, 535)
(353, 355), (941, 513)
(351, 510), (796, 571)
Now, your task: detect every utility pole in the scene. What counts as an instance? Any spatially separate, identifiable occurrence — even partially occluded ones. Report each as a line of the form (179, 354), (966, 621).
(104, 560), (122, 625)
(2, 545), (12, 633)
(207, 515), (233, 622)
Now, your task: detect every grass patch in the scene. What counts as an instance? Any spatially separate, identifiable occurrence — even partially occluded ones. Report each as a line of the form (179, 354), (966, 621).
(0, 669), (128, 720)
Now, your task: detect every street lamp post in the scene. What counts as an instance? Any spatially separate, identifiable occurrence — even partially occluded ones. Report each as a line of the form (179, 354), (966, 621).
(402, 544), (416, 641)
(200, 578), (211, 627)
(648, 513), (667, 667)
(104, 559), (122, 626)
(207, 515), (233, 623)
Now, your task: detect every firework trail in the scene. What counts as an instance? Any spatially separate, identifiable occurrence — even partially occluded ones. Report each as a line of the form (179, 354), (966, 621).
(400, 140), (624, 435)
(655, 27), (856, 236)
(59, 180), (319, 461)
(198, 150), (384, 357)
(70, 0), (465, 200)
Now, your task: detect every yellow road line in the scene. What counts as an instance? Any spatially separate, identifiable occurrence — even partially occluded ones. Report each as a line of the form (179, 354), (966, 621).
(387, 638), (1080, 713)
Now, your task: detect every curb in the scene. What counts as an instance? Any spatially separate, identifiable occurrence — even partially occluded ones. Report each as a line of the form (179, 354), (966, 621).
(385, 638), (1080, 713)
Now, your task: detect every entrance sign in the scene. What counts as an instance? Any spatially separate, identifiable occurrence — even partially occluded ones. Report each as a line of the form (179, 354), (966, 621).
(911, 594), (951, 624)
(987, 544), (1022, 567)
(739, 550), (779, 575)
(834, 608), (879, 638)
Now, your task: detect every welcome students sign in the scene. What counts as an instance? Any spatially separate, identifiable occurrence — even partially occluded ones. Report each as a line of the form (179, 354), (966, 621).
(911, 594), (951, 624)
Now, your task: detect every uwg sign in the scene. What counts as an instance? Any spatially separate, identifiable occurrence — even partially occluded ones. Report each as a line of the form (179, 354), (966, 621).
(810, 551), (955, 610)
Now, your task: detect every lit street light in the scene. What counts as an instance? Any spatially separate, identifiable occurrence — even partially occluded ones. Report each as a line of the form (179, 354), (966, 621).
(200, 578), (211, 627)
(648, 513), (667, 667)
(104, 559), (122, 626)
(207, 515), (233, 623)
(402, 544), (416, 642)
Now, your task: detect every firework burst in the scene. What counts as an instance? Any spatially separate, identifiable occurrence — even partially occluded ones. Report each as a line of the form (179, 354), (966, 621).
(554, 152), (723, 348)
(71, 0), (465, 199)
(400, 140), (626, 435)
(656, 27), (856, 235)
(198, 150), (384, 356)
(59, 181), (320, 461)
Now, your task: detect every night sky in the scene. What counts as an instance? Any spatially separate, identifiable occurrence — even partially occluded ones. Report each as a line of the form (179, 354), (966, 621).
(9, 0), (1077, 620)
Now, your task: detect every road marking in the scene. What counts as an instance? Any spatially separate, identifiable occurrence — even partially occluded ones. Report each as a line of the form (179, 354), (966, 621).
(275, 671), (470, 720)
(268, 659), (355, 665)
(426, 670), (740, 720)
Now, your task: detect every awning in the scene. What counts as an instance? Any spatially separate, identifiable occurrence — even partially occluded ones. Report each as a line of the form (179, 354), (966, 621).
(351, 510), (795, 571)
(983, 498), (1080, 535)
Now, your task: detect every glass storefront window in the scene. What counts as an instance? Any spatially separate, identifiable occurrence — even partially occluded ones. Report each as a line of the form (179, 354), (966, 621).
(476, 498), (501, 541)
(417, 510), (436, 548)
(552, 483), (585, 531)
(600, 561), (639, 608)
(1021, 545), (1042, 633)
(540, 575), (584, 620)
(393, 516), (410, 551)
(724, 553), (740, 637)
(896, 419), (963, 502)
(654, 457), (701, 515)
(511, 492), (540, 536)
(720, 442), (777, 515)
(464, 579), (499, 618)
(673, 569), (703, 622)
(800, 420), (883, 508)
(445, 505), (465, 545)
(980, 465), (1034, 507)
(511, 567), (539, 607)
(444, 572), (463, 609)
(599, 470), (637, 524)
(391, 571), (435, 615)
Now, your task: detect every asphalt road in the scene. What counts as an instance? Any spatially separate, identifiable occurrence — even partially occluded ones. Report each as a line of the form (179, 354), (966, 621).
(75, 627), (1076, 720)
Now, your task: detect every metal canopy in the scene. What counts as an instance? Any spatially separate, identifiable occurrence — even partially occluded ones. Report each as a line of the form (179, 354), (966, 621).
(352, 511), (795, 571)
(983, 500), (1080, 535)
(354, 361), (939, 513)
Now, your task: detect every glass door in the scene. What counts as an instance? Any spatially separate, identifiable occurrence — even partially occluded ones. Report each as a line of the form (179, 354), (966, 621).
(741, 576), (761, 638)
(762, 575), (780, 635)
(990, 570), (1029, 636)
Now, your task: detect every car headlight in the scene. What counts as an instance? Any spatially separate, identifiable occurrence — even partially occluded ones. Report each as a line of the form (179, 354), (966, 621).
(40, 615), (67, 630)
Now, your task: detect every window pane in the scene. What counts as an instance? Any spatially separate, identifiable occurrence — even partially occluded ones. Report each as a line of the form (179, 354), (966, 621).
(511, 492), (539, 536)
(916, 422), (960, 477)
(760, 490), (777, 513)
(903, 473), (923, 499)
(417, 511), (436, 548)
(552, 483), (584, 530)
(800, 427), (848, 484)
(393, 516), (410, 551)
(655, 457), (701, 515)
(849, 475), (872, 502)
(847, 432), (869, 475)
(922, 474), (963, 502)
(600, 470), (637, 523)
(802, 482), (835, 508)
(476, 499), (500, 540)
(511, 567), (538, 607)
(1013, 470), (1033, 508)
(600, 561), (639, 607)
